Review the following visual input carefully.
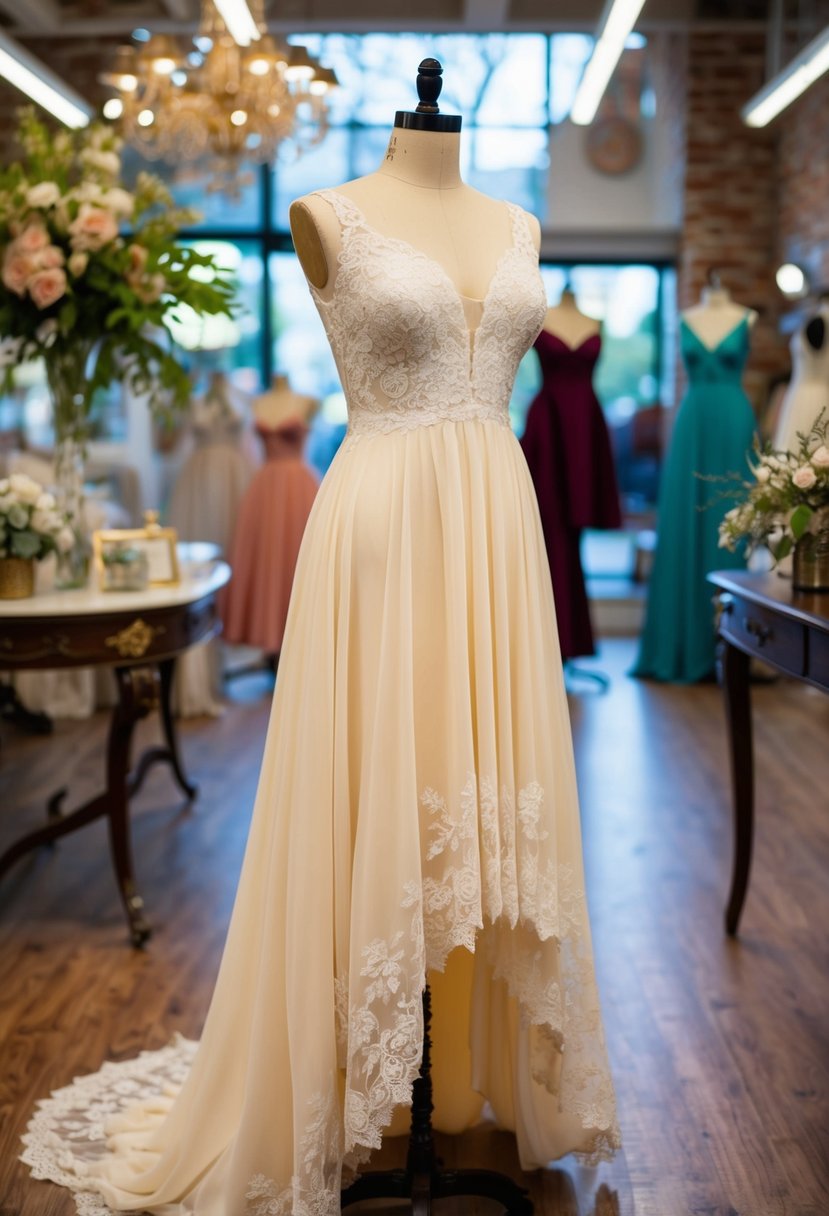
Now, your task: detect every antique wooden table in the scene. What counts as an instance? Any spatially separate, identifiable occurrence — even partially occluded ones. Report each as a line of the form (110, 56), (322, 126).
(708, 570), (829, 935)
(0, 550), (230, 945)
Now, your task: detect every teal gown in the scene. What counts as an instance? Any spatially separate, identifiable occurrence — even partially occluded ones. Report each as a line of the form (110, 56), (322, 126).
(633, 315), (756, 683)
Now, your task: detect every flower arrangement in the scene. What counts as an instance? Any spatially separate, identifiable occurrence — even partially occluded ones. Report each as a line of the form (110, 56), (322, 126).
(718, 412), (829, 562)
(0, 107), (236, 439)
(0, 472), (73, 561)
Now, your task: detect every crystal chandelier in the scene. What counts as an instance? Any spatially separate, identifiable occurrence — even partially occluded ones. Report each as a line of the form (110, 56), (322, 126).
(101, 0), (338, 197)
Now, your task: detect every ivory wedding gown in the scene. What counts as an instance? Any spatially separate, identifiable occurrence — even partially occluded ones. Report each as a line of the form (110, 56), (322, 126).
(22, 189), (619, 1215)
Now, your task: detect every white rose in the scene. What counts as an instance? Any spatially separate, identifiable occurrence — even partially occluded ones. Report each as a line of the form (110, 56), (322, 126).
(80, 148), (120, 177)
(793, 465), (817, 490)
(0, 478), (8, 494)
(810, 445), (829, 468)
(68, 250), (88, 277)
(101, 187), (134, 218)
(7, 502), (28, 528)
(35, 491), (55, 511)
(30, 508), (54, 533)
(26, 181), (61, 209)
(8, 473), (42, 503)
(755, 465), (771, 483)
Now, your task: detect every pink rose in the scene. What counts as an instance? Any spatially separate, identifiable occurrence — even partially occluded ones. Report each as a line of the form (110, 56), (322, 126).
(17, 223), (50, 254)
(793, 465), (817, 490)
(68, 203), (119, 252)
(37, 245), (65, 270)
(126, 243), (148, 279)
(28, 267), (67, 309)
(811, 445), (829, 469)
(2, 247), (35, 296)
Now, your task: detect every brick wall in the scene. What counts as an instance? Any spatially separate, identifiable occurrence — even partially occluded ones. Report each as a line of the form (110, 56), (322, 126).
(679, 30), (787, 408)
(777, 72), (829, 291)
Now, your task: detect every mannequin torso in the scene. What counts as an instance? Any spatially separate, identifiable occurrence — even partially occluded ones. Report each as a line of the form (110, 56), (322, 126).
(542, 289), (601, 349)
(289, 126), (541, 315)
(682, 287), (757, 349)
(253, 374), (318, 429)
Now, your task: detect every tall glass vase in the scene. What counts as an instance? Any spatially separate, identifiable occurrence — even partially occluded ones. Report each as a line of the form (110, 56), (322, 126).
(45, 343), (95, 590)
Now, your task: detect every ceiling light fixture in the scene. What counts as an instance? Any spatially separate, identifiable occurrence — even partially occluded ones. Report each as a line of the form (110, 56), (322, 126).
(101, 0), (338, 198)
(742, 23), (829, 127)
(211, 0), (260, 47)
(0, 30), (92, 129)
(570, 0), (648, 126)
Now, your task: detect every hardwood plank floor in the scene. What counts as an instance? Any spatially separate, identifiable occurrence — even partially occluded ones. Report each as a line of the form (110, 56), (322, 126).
(0, 640), (826, 1216)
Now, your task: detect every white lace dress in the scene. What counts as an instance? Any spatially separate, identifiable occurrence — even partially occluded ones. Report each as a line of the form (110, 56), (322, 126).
(22, 188), (620, 1214)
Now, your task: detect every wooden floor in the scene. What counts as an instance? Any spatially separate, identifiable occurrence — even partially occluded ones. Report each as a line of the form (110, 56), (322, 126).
(0, 640), (827, 1216)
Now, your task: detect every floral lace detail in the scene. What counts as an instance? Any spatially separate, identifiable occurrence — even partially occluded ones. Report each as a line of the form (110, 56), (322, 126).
(20, 1036), (198, 1216)
(309, 189), (547, 440)
(21, 770), (619, 1216)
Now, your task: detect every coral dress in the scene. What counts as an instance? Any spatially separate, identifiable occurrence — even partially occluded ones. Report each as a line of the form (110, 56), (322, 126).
(222, 418), (319, 653)
(23, 188), (619, 1214)
(521, 329), (622, 659)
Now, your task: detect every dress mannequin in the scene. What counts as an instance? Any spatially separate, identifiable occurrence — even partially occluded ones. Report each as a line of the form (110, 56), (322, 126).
(22, 61), (618, 1216)
(222, 372), (320, 656)
(774, 302), (829, 453)
(253, 373), (318, 428)
(633, 278), (757, 682)
(541, 286), (601, 349)
(522, 288), (621, 662)
(681, 284), (758, 349)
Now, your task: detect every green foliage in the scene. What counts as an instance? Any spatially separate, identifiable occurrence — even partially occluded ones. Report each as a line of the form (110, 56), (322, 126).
(0, 107), (237, 433)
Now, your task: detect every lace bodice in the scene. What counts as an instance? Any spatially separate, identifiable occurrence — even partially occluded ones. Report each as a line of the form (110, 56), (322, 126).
(309, 189), (547, 438)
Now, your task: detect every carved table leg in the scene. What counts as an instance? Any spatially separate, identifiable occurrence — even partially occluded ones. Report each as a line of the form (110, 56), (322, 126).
(720, 640), (754, 936)
(0, 663), (156, 946)
(127, 657), (197, 803)
(107, 666), (156, 946)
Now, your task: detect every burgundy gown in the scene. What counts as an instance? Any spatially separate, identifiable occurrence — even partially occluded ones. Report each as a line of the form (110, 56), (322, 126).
(520, 328), (622, 659)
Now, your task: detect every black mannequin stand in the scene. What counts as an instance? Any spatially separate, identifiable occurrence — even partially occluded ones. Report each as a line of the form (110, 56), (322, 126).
(341, 984), (533, 1215)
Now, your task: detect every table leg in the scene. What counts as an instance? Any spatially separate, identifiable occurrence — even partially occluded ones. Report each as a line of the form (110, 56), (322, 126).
(127, 657), (198, 803)
(0, 664), (156, 946)
(720, 640), (754, 936)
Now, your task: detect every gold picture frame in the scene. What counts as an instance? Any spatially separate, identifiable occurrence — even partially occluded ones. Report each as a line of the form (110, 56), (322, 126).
(93, 522), (180, 589)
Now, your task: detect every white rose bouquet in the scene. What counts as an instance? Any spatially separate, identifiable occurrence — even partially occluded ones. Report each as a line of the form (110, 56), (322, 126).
(0, 107), (236, 440)
(0, 473), (74, 560)
(718, 411), (829, 562)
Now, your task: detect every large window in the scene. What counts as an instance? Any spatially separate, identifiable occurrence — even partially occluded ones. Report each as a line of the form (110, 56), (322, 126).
(3, 29), (665, 519)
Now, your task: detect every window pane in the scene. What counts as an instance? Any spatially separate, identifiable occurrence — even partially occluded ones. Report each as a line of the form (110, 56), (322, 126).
(175, 239), (265, 392)
(121, 149), (262, 231)
(273, 129), (352, 230)
(464, 128), (549, 218)
(549, 34), (592, 124)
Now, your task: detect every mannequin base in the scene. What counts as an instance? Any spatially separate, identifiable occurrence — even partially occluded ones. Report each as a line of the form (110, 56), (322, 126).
(341, 984), (534, 1216)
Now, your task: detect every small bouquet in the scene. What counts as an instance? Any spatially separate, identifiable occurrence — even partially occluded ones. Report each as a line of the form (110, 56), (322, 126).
(0, 472), (73, 560)
(718, 412), (829, 562)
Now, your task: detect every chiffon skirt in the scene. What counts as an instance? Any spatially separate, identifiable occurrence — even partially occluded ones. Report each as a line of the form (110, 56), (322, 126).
(23, 418), (619, 1215)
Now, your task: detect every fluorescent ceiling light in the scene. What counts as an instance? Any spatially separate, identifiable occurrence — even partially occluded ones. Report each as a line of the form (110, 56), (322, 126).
(570, 0), (647, 126)
(212, 0), (260, 47)
(0, 30), (92, 129)
(742, 23), (829, 127)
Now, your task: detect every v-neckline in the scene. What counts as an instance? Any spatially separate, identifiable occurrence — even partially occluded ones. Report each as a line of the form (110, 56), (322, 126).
(681, 314), (747, 353)
(320, 188), (518, 321)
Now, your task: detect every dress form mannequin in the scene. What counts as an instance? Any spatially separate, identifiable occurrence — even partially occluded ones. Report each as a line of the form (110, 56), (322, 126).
(253, 373), (318, 429)
(290, 68), (540, 304)
(634, 274), (757, 682)
(542, 286), (601, 350)
(774, 302), (829, 452)
(682, 281), (758, 349)
(522, 285), (620, 668)
(22, 60), (618, 1216)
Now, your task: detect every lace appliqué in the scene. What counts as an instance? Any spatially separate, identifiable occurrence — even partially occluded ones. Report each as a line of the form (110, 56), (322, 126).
(308, 190), (547, 440)
(246, 1089), (342, 1216)
(20, 1036), (197, 1216)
